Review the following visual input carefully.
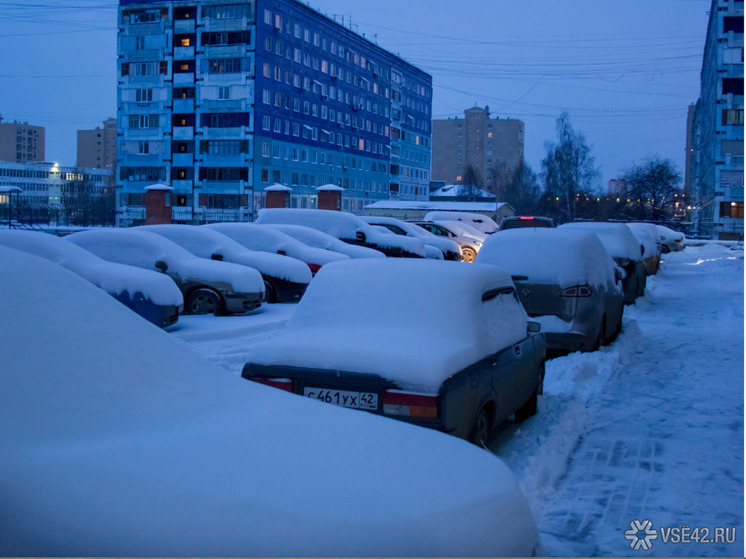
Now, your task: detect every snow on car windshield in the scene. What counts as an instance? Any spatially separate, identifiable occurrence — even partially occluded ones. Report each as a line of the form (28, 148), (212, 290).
(475, 228), (618, 289)
(257, 208), (427, 257)
(248, 259), (528, 392)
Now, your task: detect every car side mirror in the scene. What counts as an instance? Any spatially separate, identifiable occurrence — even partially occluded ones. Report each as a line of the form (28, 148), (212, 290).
(356, 230), (367, 243)
(614, 268), (623, 283)
(640, 244), (645, 257)
(527, 321), (541, 334)
(155, 260), (168, 272)
(211, 253), (224, 261)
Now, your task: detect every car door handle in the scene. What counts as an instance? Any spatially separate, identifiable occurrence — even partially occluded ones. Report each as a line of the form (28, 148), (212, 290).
(514, 346), (521, 356)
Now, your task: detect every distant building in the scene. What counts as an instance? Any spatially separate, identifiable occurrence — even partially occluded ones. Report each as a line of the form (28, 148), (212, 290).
(0, 115), (45, 163)
(689, 0), (743, 239)
(0, 160), (113, 226)
(77, 118), (117, 176)
(116, 0), (432, 226)
(607, 179), (627, 197)
(432, 106), (523, 188)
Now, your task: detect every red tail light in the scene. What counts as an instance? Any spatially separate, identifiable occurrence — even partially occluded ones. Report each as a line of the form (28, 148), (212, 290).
(307, 263), (322, 274)
(250, 378), (294, 392)
(519, 216), (535, 220)
(277, 250), (287, 256)
(561, 285), (592, 297)
(383, 390), (439, 419)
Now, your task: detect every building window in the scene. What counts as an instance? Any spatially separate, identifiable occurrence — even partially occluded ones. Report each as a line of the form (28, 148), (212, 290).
(218, 86), (230, 100)
(720, 201), (744, 219)
(136, 88), (153, 103)
(722, 78), (744, 95)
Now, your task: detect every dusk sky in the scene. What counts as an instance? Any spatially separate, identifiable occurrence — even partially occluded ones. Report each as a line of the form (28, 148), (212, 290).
(0, 0), (710, 189)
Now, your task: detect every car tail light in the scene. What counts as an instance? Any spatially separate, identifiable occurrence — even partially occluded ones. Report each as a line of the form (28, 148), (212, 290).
(307, 263), (322, 274)
(383, 390), (439, 419)
(250, 377), (294, 393)
(277, 250), (287, 256)
(519, 216), (535, 220)
(561, 285), (592, 297)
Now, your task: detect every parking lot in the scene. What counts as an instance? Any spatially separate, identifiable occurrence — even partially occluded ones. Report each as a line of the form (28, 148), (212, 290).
(173, 241), (744, 556)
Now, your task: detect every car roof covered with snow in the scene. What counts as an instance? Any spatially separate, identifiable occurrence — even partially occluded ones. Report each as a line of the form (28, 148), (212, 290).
(261, 223), (386, 259)
(424, 211), (499, 234)
(256, 208), (427, 257)
(362, 215), (462, 255)
(559, 222), (643, 261)
(204, 222), (350, 267)
(138, 224), (312, 284)
(0, 229), (183, 306)
(475, 228), (618, 289)
(247, 259), (529, 393)
(0, 245), (539, 557)
(68, 228), (264, 293)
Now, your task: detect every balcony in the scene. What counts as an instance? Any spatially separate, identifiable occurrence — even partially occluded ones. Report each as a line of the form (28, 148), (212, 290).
(173, 46), (195, 60)
(172, 153), (194, 167)
(172, 98), (194, 113)
(173, 73), (195, 86)
(123, 48), (162, 61)
(174, 19), (195, 33)
(172, 127), (194, 140)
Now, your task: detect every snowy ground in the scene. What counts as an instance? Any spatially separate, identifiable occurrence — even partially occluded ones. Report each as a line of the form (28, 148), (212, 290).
(172, 242), (744, 557)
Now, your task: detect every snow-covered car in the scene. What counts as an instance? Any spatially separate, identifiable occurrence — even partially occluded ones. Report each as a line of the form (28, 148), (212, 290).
(242, 259), (546, 447)
(68, 228), (264, 315)
(657, 225), (686, 253)
(0, 245), (541, 557)
(559, 222), (647, 304)
(256, 208), (427, 258)
(362, 215), (463, 261)
(0, 229), (182, 328)
(498, 216), (555, 230)
(204, 222), (349, 275)
(475, 229), (624, 353)
(424, 211), (499, 234)
(626, 223), (662, 276)
(261, 223), (386, 259)
(138, 224), (311, 303)
(412, 220), (483, 262)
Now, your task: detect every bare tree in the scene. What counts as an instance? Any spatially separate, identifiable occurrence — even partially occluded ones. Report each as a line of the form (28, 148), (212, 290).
(542, 112), (599, 222)
(494, 162), (541, 215)
(622, 157), (682, 221)
(457, 164), (483, 201)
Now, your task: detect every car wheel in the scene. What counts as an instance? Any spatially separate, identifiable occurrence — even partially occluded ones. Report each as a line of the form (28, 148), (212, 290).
(186, 288), (223, 316)
(461, 247), (477, 263)
(264, 279), (277, 304)
(470, 406), (491, 449)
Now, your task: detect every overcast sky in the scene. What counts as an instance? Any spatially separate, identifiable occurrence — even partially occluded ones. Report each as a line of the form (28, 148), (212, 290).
(0, 0), (710, 189)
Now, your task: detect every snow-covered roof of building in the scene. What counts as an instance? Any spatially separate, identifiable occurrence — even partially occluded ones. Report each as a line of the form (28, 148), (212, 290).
(365, 200), (509, 212)
(264, 183), (292, 192)
(430, 184), (496, 199)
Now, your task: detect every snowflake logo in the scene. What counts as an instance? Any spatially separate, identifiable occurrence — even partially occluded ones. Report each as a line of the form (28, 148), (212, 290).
(625, 519), (658, 550)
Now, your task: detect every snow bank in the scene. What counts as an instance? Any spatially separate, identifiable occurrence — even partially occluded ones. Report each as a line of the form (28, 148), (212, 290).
(139, 224), (312, 284)
(257, 208), (427, 257)
(248, 259), (528, 392)
(68, 228), (264, 293)
(0, 246), (539, 557)
(475, 228), (618, 289)
(0, 229), (183, 305)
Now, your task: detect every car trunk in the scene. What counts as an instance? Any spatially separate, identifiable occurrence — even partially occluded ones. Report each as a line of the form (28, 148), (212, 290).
(512, 279), (577, 323)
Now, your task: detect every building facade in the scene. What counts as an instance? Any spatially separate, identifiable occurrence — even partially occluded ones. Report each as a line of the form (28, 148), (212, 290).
(431, 106), (524, 189)
(0, 116), (45, 163)
(0, 161), (113, 225)
(689, 0), (744, 239)
(116, 0), (432, 226)
(77, 118), (118, 175)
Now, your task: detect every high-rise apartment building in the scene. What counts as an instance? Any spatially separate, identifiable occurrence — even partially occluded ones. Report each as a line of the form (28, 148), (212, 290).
(78, 118), (117, 173)
(688, 0), (743, 239)
(116, 0), (432, 225)
(431, 106), (523, 189)
(0, 116), (45, 163)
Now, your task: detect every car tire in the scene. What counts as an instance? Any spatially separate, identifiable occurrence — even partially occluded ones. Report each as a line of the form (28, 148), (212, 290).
(470, 406), (491, 449)
(593, 316), (606, 350)
(461, 247), (477, 263)
(186, 288), (223, 316)
(264, 279), (277, 304)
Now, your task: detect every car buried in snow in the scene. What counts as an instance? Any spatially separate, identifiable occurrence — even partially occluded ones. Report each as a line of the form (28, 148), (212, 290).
(361, 215), (463, 261)
(242, 259), (546, 447)
(68, 228), (265, 316)
(498, 216), (556, 230)
(475, 228), (624, 353)
(0, 229), (183, 328)
(138, 224), (311, 303)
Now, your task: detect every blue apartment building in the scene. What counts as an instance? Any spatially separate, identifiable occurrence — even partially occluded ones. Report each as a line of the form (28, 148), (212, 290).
(689, 0), (744, 239)
(117, 0), (432, 225)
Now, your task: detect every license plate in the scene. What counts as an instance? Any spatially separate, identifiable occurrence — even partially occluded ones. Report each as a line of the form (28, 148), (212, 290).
(303, 387), (378, 410)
